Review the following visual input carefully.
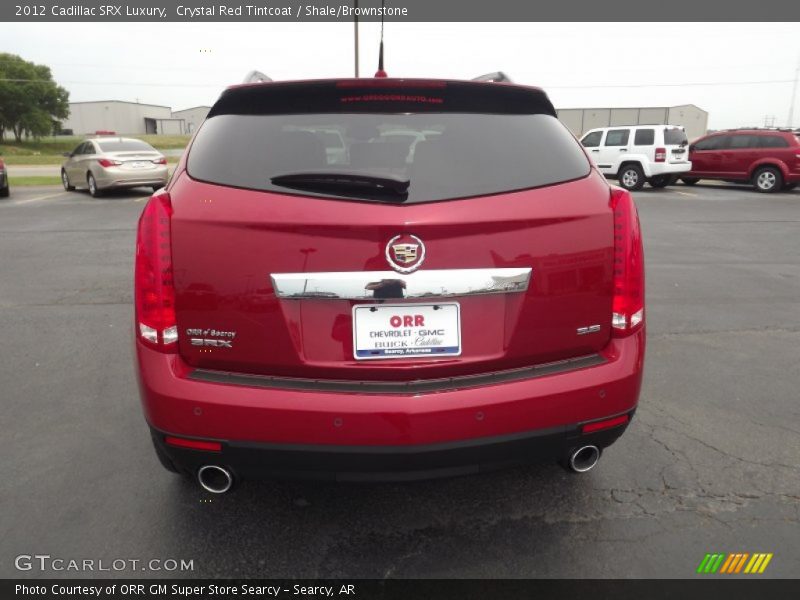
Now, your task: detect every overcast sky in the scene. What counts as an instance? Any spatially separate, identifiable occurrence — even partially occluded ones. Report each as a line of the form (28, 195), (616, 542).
(3, 22), (799, 129)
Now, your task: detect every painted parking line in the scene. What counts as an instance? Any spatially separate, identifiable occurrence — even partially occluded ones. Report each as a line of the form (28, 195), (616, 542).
(672, 190), (698, 197)
(9, 191), (69, 206)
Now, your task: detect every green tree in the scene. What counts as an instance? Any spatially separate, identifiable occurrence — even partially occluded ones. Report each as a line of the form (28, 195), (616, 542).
(0, 53), (69, 142)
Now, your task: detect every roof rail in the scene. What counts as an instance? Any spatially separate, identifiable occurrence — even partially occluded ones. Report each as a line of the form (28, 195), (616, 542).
(721, 126), (796, 132)
(472, 71), (513, 83)
(243, 70), (273, 83)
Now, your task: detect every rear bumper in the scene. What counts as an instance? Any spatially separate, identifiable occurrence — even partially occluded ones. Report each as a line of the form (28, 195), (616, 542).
(96, 166), (169, 189)
(646, 162), (691, 177)
(150, 414), (634, 482)
(136, 330), (645, 480)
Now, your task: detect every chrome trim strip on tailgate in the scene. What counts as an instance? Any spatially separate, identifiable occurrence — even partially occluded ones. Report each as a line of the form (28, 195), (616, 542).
(187, 354), (607, 395)
(271, 268), (532, 300)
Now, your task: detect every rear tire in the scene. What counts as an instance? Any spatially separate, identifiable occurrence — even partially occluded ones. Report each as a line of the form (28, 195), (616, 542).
(681, 177), (699, 186)
(618, 164), (645, 191)
(752, 167), (782, 193)
(61, 170), (75, 191)
(648, 175), (673, 188)
(0, 185), (9, 198)
(87, 172), (102, 197)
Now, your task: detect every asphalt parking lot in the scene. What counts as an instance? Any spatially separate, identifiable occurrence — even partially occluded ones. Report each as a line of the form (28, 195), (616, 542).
(1, 183), (798, 579)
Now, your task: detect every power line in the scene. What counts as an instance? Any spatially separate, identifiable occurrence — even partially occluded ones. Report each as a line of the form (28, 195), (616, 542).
(544, 79), (795, 89)
(0, 78), (222, 87)
(0, 77), (796, 90)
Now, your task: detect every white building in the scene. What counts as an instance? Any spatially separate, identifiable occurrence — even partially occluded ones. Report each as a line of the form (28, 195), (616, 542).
(557, 104), (709, 141)
(62, 101), (187, 136)
(171, 106), (211, 134)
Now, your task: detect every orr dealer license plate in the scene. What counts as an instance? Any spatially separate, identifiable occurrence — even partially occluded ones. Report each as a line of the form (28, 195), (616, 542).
(352, 303), (461, 360)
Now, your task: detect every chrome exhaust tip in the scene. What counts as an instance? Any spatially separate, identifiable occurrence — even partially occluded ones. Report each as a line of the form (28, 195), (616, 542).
(567, 445), (601, 473)
(197, 465), (234, 494)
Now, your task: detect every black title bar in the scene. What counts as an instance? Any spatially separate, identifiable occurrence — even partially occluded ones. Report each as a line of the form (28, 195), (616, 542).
(5, 579), (800, 600)
(4, 0), (800, 22)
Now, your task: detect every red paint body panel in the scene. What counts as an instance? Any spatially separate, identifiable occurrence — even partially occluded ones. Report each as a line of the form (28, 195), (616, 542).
(136, 330), (644, 447)
(688, 130), (800, 183)
(168, 170), (615, 380)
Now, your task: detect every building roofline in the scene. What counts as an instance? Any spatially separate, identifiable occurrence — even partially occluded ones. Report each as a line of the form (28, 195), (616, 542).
(557, 104), (706, 112)
(172, 105), (212, 113)
(68, 100), (172, 109)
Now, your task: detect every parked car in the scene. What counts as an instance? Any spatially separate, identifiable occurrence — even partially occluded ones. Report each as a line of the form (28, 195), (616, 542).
(682, 129), (800, 193)
(0, 156), (8, 197)
(61, 137), (168, 197)
(134, 77), (646, 493)
(580, 125), (691, 191)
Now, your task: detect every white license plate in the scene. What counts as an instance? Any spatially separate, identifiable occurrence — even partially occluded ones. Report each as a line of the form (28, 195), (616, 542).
(352, 303), (461, 360)
(128, 161), (147, 169)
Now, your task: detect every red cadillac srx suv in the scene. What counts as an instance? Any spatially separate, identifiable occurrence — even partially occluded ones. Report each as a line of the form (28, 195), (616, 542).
(134, 78), (646, 493)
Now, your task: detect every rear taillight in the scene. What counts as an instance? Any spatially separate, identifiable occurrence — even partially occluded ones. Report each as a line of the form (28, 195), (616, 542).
(654, 147), (666, 162)
(135, 192), (177, 352)
(610, 188), (644, 337)
(97, 158), (122, 167)
(152, 157), (167, 165)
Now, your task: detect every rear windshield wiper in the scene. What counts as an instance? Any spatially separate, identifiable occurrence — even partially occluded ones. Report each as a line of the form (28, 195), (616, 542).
(270, 170), (410, 200)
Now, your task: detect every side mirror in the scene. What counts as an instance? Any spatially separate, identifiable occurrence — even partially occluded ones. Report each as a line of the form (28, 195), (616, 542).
(63, 152), (72, 157)
(688, 145), (695, 153)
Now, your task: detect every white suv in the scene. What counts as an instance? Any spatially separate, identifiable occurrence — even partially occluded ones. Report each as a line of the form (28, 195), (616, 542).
(580, 125), (692, 191)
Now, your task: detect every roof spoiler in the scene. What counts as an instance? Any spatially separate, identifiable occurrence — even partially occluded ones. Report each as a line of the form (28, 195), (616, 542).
(243, 70), (273, 83)
(472, 71), (513, 83)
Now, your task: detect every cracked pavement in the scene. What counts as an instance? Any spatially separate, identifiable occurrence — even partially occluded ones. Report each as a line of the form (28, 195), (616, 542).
(0, 183), (798, 578)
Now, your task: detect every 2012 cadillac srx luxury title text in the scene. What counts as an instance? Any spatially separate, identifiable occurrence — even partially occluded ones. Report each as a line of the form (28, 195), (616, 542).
(133, 77), (646, 493)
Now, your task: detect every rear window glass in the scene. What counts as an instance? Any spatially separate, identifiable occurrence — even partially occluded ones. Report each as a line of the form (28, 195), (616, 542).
(580, 131), (602, 147)
(757, 135), (789, 148)
(188, 112), (590, 204)
(664, 128), (688, 146)
(729, 135), (755, 149)
(96, 139), (154, 152)
(634, 129), (655, 145)
(604, 129), (630, 146)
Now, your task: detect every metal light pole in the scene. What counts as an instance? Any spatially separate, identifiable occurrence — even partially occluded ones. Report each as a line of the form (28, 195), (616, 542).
(353, 1), (360, 77)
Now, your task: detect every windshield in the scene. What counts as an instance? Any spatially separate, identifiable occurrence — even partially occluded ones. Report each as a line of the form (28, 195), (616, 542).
(188, 112), (590, 204)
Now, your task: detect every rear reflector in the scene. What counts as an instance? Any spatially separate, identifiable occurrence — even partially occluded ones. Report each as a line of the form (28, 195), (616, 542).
(610, 187), (645, 337)
(165, 436), (222, 452)
(152, 157), (167, 165)
(582, 414), (629, 434)
(134, 192), (177, 352)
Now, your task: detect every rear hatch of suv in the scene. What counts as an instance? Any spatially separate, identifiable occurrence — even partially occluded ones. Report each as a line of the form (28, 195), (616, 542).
(167, 79), (616, 382)
(663, 126), (690, 164)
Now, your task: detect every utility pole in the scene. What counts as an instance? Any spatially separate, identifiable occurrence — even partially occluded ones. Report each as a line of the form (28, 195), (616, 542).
(353, 1), (360, 77)
(789, 52), (800, 127)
